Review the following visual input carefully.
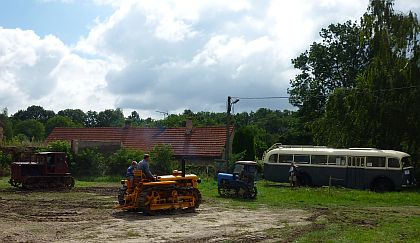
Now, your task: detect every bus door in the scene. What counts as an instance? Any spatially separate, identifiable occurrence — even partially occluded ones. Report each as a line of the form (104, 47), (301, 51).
(346, 156), (366, 189)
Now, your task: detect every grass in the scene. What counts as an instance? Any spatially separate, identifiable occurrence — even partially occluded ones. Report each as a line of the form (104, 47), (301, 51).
(1, 176), (420, 242)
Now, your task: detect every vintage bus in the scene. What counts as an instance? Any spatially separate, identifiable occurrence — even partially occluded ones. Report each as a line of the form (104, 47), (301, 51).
(263, 144), (416, 191)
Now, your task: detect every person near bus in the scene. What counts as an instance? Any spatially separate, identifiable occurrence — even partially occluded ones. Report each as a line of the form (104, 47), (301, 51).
(289, 162), (299, 187)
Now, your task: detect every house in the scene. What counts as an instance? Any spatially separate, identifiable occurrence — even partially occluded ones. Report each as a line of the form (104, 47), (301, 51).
(46, 123), (234, 164)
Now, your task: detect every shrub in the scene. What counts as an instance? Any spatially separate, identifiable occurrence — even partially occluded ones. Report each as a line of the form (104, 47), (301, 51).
(149, 144), (176, 175)
(105, 148), (144, 176)
(73, 148), (105, 177)
(0, 150), (12, 176)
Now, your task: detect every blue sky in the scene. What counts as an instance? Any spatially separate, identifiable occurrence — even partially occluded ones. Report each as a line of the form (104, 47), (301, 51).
(0, 0), (114, 44)
(0, 0), (419, 119)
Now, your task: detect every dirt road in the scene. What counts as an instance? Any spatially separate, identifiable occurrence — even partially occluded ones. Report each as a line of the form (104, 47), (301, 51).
(0, 187), (314, 242)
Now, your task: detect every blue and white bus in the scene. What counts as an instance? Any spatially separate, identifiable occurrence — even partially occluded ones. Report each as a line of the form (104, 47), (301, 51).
(263, 144), (416, 191)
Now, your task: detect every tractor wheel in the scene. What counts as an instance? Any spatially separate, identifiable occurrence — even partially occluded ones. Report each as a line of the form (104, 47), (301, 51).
(248, 186), (257, 199)
(118, 186), (127, 205)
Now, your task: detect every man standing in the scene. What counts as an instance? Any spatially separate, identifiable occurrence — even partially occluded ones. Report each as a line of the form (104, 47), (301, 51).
(137, 154), (155, 181)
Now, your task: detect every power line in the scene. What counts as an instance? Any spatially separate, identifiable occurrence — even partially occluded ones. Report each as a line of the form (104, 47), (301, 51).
(231, 85), (418, 100)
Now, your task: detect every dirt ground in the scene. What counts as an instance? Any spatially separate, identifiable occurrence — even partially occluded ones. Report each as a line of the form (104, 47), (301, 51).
(0, 187), (314, 242)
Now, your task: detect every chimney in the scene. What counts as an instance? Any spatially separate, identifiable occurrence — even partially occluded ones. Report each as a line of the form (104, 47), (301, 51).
(185, 118), (193, 135)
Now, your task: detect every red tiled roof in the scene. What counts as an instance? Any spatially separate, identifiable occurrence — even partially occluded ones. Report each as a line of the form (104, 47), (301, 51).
(46, 126), (234, 158)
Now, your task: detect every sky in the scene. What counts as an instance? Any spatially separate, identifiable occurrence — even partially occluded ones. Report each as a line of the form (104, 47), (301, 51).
(0, 0), (419, 119)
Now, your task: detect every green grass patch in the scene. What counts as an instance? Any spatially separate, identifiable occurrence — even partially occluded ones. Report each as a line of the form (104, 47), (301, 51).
(199, 180), (420, 209)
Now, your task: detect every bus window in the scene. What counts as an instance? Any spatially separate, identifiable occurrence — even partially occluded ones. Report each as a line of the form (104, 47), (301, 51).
(311, 155), (328, 165)
(294, 155), (310, 164)
(402, 156), (413, 167)
(328, 156), (346, 166)
(279, 155), (293, 163)
(268, 154), (278, 163)
(366, 157), (385, 167)
(387, 158), (400, 168)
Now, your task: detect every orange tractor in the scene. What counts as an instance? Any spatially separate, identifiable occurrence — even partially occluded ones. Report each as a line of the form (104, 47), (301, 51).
(116, 160), (201, 215)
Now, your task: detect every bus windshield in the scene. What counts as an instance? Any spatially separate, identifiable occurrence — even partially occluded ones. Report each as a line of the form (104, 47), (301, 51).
(402, 156), (413, 167)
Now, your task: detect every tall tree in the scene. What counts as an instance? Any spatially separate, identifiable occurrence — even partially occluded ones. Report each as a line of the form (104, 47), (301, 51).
(45, 115), (79, 136)
(289, 21), (368, 122)
(309, 0), (419, 158)
(12, 105), (55, 123)
(14, 119), (45, 141)
(57, 109), (86, 126)
(97, 108), (125, 127)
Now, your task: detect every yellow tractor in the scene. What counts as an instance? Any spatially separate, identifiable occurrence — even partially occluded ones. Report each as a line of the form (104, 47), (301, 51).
(116, 161), (201, 215)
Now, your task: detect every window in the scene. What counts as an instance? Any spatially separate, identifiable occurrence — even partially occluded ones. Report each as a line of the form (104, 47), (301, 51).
(387, 158), (400, 168)
(366, 157), (385, 167)
(311, 155), (328, 165)
(328, 156), (346, 166)
(348, 157), (365, 167)
(268, 154), (278, 163)
(279, 154), (293, 163)
(294, 155), (310, 164)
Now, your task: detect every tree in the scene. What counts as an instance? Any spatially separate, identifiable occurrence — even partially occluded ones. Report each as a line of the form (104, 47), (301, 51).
(0, 109), (13, 141)
(304, 0), (419, 159)
(105, 148), (144, 176)
(12, 105), (55, 123)
(85, 110), (99, 127)
(57, 109), (86, 126)
(149, 144), (176, 175)
(289, 21), (368, 122)
(232, 126), (256, 161)
(97, 108), (125, 127)
(14, 119), (45, 141)
(45, 115), (79, 136)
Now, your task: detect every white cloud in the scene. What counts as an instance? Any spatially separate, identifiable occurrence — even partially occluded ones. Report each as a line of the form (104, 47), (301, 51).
(3, 0), (420, 117)
(0, 28), (115, 114)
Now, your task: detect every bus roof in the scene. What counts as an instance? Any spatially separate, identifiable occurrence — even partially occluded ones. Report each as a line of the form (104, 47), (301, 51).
(265, 146), (410, 159)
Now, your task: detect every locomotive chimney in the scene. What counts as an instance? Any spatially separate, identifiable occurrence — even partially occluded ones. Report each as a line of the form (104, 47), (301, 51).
(181, 159), (186, 177)
(185, 118), (193, 135)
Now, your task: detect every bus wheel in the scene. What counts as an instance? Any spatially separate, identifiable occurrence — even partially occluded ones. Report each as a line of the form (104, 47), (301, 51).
(372, 178), (393, 192)
(299, 173), (312, 187)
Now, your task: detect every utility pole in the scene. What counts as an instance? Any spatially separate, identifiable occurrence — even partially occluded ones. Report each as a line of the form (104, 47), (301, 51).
(225, 96), (239, 171)
(225, 96), (232, 170)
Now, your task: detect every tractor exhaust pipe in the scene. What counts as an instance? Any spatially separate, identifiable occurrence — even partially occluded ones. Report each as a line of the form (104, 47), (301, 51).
(182, 159), (186, 177)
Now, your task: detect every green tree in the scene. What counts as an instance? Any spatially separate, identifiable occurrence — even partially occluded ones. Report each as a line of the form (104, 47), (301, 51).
(85, 110), (98, 127)
(12, 105), (55, 123)
(289, 21), (368, 122)
(45, 115), (79, 136)
(0, 108), (13, 141)
(14, 119), (45, 141)
(73, 148), (105, 177)
(149, 144), (176, 175)
(105, 148), (144, 176)
(232, 126), (256, 161)
(97, 108), (125, 127)
(57, 109), (86, 126)
(305, 0), (419, 160)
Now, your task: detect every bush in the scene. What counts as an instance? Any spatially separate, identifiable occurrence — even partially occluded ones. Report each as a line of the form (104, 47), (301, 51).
(73, 148), (105, 177)
(150, 144), (176, 175)
(105, 148), (144, 176)
(0, 150), (12, 176)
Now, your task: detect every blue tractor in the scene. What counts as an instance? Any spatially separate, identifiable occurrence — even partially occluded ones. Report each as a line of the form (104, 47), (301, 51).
(217, 161), (258, 199)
